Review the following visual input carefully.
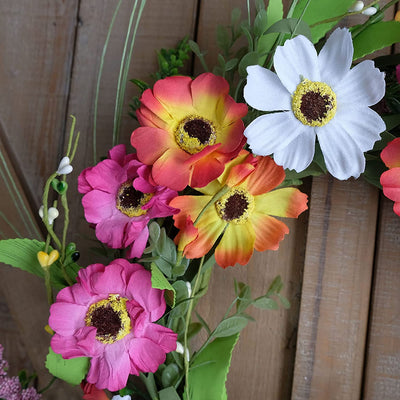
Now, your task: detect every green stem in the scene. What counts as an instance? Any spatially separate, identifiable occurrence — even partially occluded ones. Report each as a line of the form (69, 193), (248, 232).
(183, 256), (205, 400)
(44, 266), (53, 305)
(60, 191), (69, 263)
(38, 376), (57, 394)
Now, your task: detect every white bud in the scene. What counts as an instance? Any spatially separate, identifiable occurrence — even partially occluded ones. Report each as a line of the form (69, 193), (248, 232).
(57, 156), (73, 175)
(38, 205), (44, 218)
(175, 341), (190, 362)
(47, 207), (59, 225)
(362, 6), (377, 15)
(111, 396), (131, 400)
(349, 1), (364, 12)
(186, 281), (192, 298)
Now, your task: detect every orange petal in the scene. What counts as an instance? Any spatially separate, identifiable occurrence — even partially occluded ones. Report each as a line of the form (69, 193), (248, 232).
(251, 213), (289, 252)
(215, 222), (255, 268)
(174, 216), (198, 252)
(171, 195), (211, 230)
(381, 167), (400, 203)
(255, 188), (308, 217)
(245, 156), (285, 195)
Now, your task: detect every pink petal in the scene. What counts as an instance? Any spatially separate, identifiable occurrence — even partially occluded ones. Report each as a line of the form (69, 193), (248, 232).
(95, 212), (131, 248)
(108, 144), (127, 166)
(141, 323), (177, 353)
(90, 262), (128, 297)
(82, 191), (116, 224)
(85, 159), (126, 193)
(49, 302), (87, 336)
(129, 338), (166, 373)
(126, 226), (149, 259)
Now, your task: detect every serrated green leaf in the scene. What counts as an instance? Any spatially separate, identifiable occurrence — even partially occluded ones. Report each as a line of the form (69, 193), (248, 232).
(253, 297), (279, 310)
(45, 348), (89, 385)
(264, 18), (312, 41)
(150, 263), (176, 307)
(238, 51), (260, 77)
(0, 238), (71, 289)
(185, 334), (239, 400)
(257, 0), (283, 64)
(292, 0), (354, 43)
(212, 315), (249, 338)
(353, 21), (400, 61)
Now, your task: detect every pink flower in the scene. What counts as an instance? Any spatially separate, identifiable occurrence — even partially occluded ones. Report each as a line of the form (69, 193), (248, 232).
(380, 137), (400, 216)
(78, 145), (178, 258)
(49, 259), (177, 392)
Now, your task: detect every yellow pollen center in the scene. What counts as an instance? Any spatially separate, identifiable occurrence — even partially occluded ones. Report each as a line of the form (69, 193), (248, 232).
(85, 294), (131, 344)
(174, 115), (217, 154)
(116, 182), (153, 217)
(215, 188), (254, 224)
(292, 79), (337, 127)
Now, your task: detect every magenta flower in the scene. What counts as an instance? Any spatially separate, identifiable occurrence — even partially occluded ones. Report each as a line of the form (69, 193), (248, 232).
(48, 259), (177, 391)
(78, 145), (178, 258)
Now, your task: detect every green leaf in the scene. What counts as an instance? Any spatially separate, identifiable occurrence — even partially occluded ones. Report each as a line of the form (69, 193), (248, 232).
(277, 293), (291, 309)
(0, 238), (70, 289)
(45, 348), (89, 385)
(257, 0), (283, 64)
(253, 297), (279, 310)
(383, 114), (400, 132)
(254, 9), (269, 37)
(372, 131), (396, 152)
(159, 386), (181, 400)
(150, 263), (176, 307)
(161, 364), (180, 388)
(212, 316), (249, 338)
(292, 0), (355, 43)
(185, 334), (239, 400)
(225, 58), (238, 71)
(353, 21), (400, 61)
(362, 158), (387, 189)
(264, 18), (312, 41)
(217, 25), (231, 54)
(267, 275), (284, 295)
(195, 311), (211, 336)
(238, 51), (260, 77)
(187, 322), (203, 339)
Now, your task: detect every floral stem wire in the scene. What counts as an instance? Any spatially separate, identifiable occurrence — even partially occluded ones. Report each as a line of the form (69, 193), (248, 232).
(183, 256), (205, 400)
(93, 0), (123, 165)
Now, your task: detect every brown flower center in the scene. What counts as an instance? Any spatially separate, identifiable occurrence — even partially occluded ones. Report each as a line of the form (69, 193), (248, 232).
(175, 115), (217, 154)
(215, 188), (254, 224)
(116, 182), (153, 217)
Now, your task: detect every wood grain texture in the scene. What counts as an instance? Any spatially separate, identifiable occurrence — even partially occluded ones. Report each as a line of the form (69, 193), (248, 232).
(362, 196), (400, 399)
(0, 0), (79, 208)
(291, 176), (379, 400)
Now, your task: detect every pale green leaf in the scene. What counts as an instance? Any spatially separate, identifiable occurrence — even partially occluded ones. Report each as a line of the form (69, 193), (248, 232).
(212, 315), (249, 338)
(159, 387), (181, 400)
(353, 21), (400, 60)
(292, 0), (355, 43)
(253, 297), (279, 310)
(257, 0), (283, 64)
(185, 334), (239, 400)
(150, 263), (176, 307)
(45, 348), (89, 385)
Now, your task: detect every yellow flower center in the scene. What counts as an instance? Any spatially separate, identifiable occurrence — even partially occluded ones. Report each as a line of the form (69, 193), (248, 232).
(174, 115), (217, 154)
(215, 188), (254, 224)
(116, 182), (153, 217)
(292, 79), (337, 127)
(85, 294), (131, 344)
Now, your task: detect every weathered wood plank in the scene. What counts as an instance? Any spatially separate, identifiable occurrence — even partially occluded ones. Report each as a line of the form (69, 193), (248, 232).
(0, 0), (79, 207)
(194, 1), (308, 398)
(291, 176), (379, 400)
(362, 196), (400, 399)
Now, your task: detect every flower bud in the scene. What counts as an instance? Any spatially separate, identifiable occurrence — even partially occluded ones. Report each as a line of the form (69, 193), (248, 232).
(57, 156), (73, 175)
(349, 1), (364, 12)
(362, 6), (377, 16)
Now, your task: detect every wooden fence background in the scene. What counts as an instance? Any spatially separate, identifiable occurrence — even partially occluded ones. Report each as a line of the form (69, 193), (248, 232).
(0, 1), (399, 399)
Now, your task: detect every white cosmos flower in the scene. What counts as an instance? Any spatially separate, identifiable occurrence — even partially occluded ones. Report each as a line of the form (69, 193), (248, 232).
(243, 28), (386, 180)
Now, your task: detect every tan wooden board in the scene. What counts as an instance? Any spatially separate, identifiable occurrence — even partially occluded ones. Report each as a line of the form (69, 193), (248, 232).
(291, 176), (379, 400)
(362, 196), (400, 399)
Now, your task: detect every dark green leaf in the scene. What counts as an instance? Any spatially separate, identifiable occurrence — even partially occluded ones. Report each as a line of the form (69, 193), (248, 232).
(212, 316), (249, 338)
(353, 21), (400, 61)
(254, 9), (269, 37)
(45, 348), (89, 385)
(150, 263), (176, 307)
(372, 131), (397, 152)
(238, 51), (260, 77)
(264, 18), (312, 41)
(161, 364), (180, 388)
(362, 158), (387, 189)
(185, 334), (239, 400)
(217, 26), (231, 53)
(187, 322), (203, 340)
(225, 58), (238, 71)
(195, 311), (211, 336)
(382, 114), (400, 132)
(159, 387), (181, 400)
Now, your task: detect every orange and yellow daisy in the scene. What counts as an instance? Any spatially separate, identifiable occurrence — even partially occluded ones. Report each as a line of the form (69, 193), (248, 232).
(130, 73), (247, 191)
(170, 151), (308, 268)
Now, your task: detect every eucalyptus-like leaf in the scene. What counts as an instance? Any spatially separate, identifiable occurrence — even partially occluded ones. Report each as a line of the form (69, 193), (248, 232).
(254, 8), (269, 37)
(161, 363), (180, 388)
(253, 297), (279, 310)
(212, 315), (249, 338)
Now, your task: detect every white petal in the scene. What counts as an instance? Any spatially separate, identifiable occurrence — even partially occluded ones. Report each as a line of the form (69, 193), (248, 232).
(244, 65), (291, 111)
(274, 35), (320, 94)
(273, 127), (316, 171)
(333, 104), (386, 152)
(244, 112), (303, 156)
(57, 165), (73, 175)
(319, 28), (353, 87)
(334, 60), (385, 106)
(317, 123), (365, 180)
